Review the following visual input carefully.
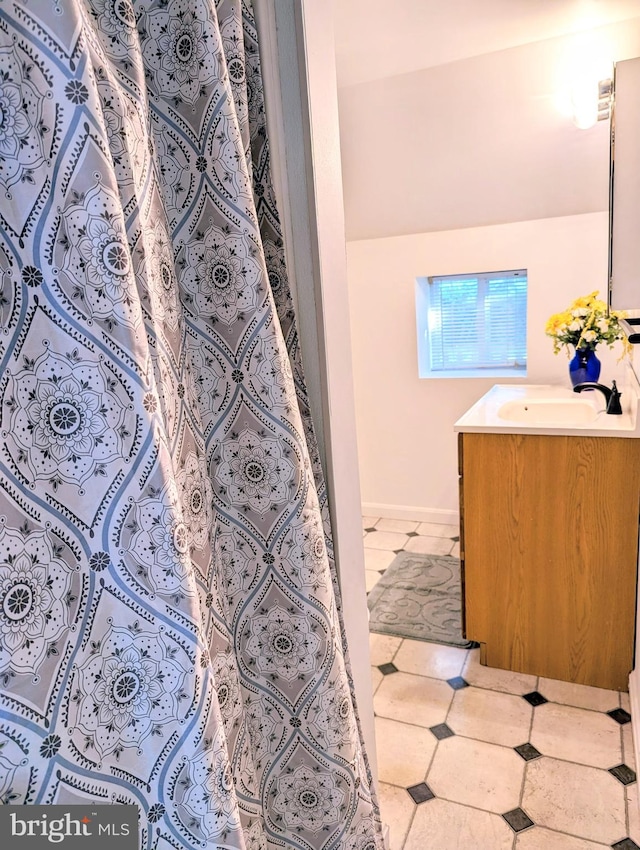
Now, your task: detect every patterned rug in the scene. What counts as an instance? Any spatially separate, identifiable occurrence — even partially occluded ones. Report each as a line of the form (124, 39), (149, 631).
(367, 551), (474, 648)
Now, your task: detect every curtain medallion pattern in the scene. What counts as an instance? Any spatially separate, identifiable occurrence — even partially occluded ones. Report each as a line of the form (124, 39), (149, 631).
(0, 1), (383, 848)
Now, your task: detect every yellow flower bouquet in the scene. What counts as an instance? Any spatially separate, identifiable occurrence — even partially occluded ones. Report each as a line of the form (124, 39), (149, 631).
(545, 291), (630, 356)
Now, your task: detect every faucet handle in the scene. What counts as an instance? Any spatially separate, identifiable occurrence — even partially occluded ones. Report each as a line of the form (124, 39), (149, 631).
(607, 380), (623, 415)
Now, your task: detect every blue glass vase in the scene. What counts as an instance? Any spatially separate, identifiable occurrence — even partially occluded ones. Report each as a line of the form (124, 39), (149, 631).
(568, 346), (601, 386)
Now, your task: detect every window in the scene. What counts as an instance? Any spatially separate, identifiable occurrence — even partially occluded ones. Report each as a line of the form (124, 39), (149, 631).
(415, 269), (528, 378)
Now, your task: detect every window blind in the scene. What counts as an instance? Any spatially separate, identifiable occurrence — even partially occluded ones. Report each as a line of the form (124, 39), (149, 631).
(427, 270), (527, 372)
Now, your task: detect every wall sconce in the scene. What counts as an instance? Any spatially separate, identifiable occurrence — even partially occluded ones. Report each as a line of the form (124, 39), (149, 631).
(572, 76), (613, 129)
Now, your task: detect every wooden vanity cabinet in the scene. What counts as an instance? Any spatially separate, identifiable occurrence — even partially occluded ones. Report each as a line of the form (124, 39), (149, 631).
(458, 431), (640, 691)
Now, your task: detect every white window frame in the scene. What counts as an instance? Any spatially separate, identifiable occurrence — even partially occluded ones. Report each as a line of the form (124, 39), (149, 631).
(415, 269), (528, 379)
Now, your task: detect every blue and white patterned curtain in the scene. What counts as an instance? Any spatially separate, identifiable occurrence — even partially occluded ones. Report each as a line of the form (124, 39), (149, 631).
(0, 1), (384, 847)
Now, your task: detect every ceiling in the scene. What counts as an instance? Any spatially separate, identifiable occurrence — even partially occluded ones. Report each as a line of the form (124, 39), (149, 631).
(334, 0), (640, 88)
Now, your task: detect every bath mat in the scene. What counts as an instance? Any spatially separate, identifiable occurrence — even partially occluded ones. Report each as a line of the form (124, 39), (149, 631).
(367, 551), (474, 648)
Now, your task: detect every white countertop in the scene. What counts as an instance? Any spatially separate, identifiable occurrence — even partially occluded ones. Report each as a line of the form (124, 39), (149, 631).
(454, 366), (640, 438)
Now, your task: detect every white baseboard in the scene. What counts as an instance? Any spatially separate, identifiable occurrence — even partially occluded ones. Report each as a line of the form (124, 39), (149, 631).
(361, 502), (459, 526)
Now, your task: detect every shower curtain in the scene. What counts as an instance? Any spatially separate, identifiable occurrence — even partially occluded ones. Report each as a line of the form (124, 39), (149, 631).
(0, 1), (384, 848)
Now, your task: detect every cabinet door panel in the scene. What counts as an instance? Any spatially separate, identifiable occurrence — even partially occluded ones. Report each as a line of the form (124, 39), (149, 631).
(460, 432), (640, 690)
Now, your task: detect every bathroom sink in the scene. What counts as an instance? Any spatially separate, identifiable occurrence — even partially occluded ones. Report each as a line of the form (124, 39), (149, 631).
(454, 375), (640, 436)
(497, 397), (599, 425)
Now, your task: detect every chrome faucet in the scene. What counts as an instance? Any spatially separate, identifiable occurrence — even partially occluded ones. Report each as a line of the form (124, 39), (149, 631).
(573, 380), (623, 415)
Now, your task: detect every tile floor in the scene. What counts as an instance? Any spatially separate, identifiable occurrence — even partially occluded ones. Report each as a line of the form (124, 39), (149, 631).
(363, 516), (639, 850)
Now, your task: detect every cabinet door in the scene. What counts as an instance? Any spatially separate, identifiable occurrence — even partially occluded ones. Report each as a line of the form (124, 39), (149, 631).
(460, 432), (640, 691)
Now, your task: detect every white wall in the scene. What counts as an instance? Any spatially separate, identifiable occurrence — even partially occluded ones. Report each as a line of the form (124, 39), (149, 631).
(338, 18), (640, 241)
(346, 210), (628, 521)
